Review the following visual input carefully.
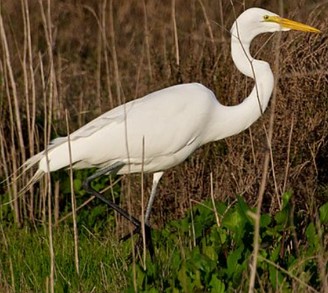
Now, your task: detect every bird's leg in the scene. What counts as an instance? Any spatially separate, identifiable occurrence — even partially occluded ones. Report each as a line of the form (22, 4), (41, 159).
(121, 171), (163, 257)
(82, 162), (154, 257)
(82, 161), (141, 228)
(138, 172), (163, 258)
(122, 171), (163, 241)
(145, 171), (164, 224)
(121, 171), (164, 238)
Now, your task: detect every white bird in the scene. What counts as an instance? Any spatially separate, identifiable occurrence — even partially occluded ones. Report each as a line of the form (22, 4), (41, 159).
(20, 8), (319, 234)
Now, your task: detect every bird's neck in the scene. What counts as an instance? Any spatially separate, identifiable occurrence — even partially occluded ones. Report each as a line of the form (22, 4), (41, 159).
(231, 31), (258, 78)
(231, 32), (274, 110)
(204, 32), (274, 142)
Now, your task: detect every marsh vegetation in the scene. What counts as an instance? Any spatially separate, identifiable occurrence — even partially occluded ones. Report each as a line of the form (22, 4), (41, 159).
(0, 0), (327, 292)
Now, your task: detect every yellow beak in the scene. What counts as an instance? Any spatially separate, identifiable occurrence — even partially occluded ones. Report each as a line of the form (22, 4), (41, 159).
(266, 16), (321, 33)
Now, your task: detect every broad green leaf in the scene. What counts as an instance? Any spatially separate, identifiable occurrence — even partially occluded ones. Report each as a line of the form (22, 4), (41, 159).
(269, 244), (281, 262)
(269, 265), (285, 288)
(222, 210), (244, 233)
(192, 270), (203, 289)
(215, 202), (228, 216)
(135, 265), (145, 288)
(209, 275), (225, 293)
(236, 195), (253, 224)
(319, 201), (328, 224)
(305, 223), (319, 252)
(274, 209), (288, 225)
(73, 178), (82, 192)
(203, 245), (218, 261)
(260, 213), (271, 227)
(226, 244), (244, 278)
(281, 191), (292, 209)
(178, 263), (193, 293)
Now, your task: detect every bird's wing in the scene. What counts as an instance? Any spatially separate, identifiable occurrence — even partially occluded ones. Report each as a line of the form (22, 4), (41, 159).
(48, 83), (215, 164)
(86, 83), (216, 160)
(48, 99), (137, 149)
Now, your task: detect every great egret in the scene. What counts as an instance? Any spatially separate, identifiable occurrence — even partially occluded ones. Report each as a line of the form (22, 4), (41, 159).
(20, 8), (319, 237)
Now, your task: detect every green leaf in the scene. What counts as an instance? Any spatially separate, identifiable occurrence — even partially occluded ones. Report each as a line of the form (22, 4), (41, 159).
(135, 265), (145, 289)
(215, 202), (228, 216)
(269, 265), (285, 288)
(218, 229), (227, 244)
(222, 210), (243, 233)
(319, 201), (328, 224)
(260, 213), (271, 227)
(73, 178), (82, 192)
(274, 209), (288, 225)
(305, 222), (316, 240)
(209, 275), (225, 293)
(269, 244), (281, 262)
(226, 244), (244, 278)
(305, 223), (319, 252)
(236, 195), (252, 222)
(281, 191), (292, 209)
(203, 245), (218, 261)
(178, 263), (192, 293)
(192, 269), (203, 290)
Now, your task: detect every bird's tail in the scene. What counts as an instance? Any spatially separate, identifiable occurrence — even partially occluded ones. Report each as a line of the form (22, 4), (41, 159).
(20, 151), (47, 187)
(17, 169), (45, 196)
(2, 151), (46, 205)
(5, 151), (45, 184)
(2, 137), (72, 206)
(23, 151), (45, 170)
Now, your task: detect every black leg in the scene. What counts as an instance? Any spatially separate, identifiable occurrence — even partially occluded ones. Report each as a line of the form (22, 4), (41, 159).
(82, 162), (142, 228)
(126, 224), (154, 261)
(82, 162), (154, 257)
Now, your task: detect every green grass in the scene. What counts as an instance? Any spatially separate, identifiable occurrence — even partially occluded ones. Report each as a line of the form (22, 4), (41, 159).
(0, 223), (129, 292)
(1, 195), (327, 292)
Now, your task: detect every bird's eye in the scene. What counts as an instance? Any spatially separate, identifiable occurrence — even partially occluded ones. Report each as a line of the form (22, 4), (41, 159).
(263, 15), (270, 21)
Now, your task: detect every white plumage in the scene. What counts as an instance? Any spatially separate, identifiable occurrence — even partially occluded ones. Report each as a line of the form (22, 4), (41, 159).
(21, 8), (319, 224)
(35, 83), (217, 174)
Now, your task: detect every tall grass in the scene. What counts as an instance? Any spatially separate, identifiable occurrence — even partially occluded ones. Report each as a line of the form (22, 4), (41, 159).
(0, 0), (327, 292)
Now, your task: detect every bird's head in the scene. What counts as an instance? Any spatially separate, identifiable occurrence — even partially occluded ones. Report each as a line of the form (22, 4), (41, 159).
(231, 8), (320, 41)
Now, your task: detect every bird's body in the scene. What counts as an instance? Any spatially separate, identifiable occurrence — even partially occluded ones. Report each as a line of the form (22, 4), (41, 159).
(20, 8), (319, 225)
(32, 76), (271, 175)
(34, 83), (217, 175)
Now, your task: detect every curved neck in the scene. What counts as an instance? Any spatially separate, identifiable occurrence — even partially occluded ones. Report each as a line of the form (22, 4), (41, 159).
(230, 31), (274, 112)
(204, 28), (274, 142)
(231, 28), (254, 78)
